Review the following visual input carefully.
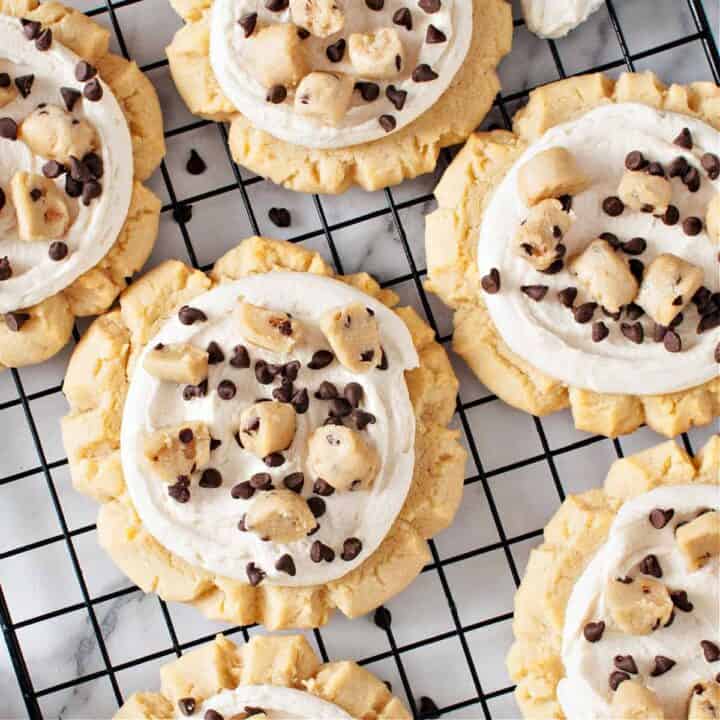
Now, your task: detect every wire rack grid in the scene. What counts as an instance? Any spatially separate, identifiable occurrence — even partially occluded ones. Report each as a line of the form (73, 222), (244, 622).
(0, 0), (718, 718)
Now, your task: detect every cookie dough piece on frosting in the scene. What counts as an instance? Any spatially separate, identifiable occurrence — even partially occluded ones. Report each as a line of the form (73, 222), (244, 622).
(61, 236), (466, 629)
(0, 1), (164, 369)
(114, 633), (411, 720)
(507, 434), (720, 718)
(165, 0), (512, 193)
(425, 71), (720, 438)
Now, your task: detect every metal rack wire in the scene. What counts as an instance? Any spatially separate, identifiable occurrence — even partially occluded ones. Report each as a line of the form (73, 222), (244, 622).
(1, 1), (718, 718)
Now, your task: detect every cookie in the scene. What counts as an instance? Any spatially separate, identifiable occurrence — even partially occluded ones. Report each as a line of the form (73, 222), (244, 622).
(115, 633), (411, 720)
(165, 0), (512, 193)
(508, 434), (720, 718)
(425, 72), (720, 438)
(61, 236), (466, 629)
(0, 0), (164, 369)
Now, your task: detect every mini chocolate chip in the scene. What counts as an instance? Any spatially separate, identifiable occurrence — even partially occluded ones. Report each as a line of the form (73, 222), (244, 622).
(669, 156), (689, 178)
(670, 590), (694, 612)
(5, 312), (29, 332)
(0, 118), (18, 140)
(178, 427), (194, 444)
(650, 656), (676, 677)
(663, 329), (682, 353)
(308, 349), (334, 369)
(199, 468), (222, 488)
(393, 7), (412, 29)
(583, 621), (605, 642)
(83, 78), (103, 102)
(701, 152), (720, 180)
(168, 478), (191, 503)
(275, 554), (296, 576)
(674, 127), (693, 149)
(14, 74), (34, 98)
(0, 73), (8, 89)
(210, 438), (222, 451)
(558, 287), (577, 308)
(539, 259), (564, 275)
(350, 82), (380, 107)
(419, 697), (440, 720)
(639, 554), (662, 578)
(21, 18), (41, 40)
(683, 166), (701, 192)
(716, 342), (720, 364)
(386, 84), (407, 110)
(75, 61), (97, 82)
(178, 698), (196, 716)
(628, 258), (645, 284)
(316, 381), (339, 400)
(647, 161), (665, 177)
(621, 322), (644, 344)
(82, 180), (102, 206)
(313, 478), (335, 497)
(238, 12), (258, 37)
(307, 496), (326, 518)
(418, 0), (441, 12)
(255, 360), (274, 384)
(264, 452), (285, 468)
(69, 156), (92, 183)
(246, 562), (265, 586)
(625, 151), (647, 171)
(329, 397), (352, 417)
(662, 204), (680, 225)
(344, 382), (363, 408)
(35, 28), (52, 51)
(558, 194), (572, 212)
(366, 0), (384, 7)
(592, 322), (609, 343)
(297, 26), (310, 38)
(412, 63), (438, 82)
(609, 671), (630, 691)
(291, 388), (309, 414)
(573, 302), (597, 324)
(683, 216), (703, 236)
(621, 237), (646, 255)
(520, 285), (549, 302)
(481, 267), (501, 294)
(206, 341), (224, 365)
(0, 256), (11, 281)
(284, 472), (304, 493)
(310, 540), (335, 563)
(374, 606), (392, 629)
(58, 87), (81, 114)
(229, 344), (250, 369)
(698, 311), (720, 334)
(352, 409), (376, 431)
(273, 379), (293, 403)
(341, 537), (362, 561)
(614, 655), (638, 674)
(624, 302), (644, 321)
(178, 305), (207, 325)
(379, 114), (397, 133)
(183, 379), (208, 400)
(265, 0), (288, 9)
(326, 38), (346, 62)
(231, 481), (255, 499)
(265, 83), (287, 104)
(42, 160), (65, 179)
(204, 710), (223, 720)
(602, 196), (624, 217)
(268, 206), (291, 227)
(426, 24), (447, 43)
(649, 508), (674, 529)
(702, 640), (720, 663)
(217, 379), (236, 400)
(48, 241), (68, 261)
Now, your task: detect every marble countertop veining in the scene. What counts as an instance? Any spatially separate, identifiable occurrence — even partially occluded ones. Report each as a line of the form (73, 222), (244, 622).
(0, 0), (718, 718)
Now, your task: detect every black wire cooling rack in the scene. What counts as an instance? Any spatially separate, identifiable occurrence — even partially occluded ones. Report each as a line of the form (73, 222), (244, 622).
(1, 1), (718, 718)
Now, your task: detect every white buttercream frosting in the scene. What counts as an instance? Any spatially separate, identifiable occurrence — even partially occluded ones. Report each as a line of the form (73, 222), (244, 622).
(209, 0), (472, 149)
(558, 484), (720, 719)
(478, 103), (720, 396)
(0, 15), (133, 314)
(181, 685), (352, 720)
(521, 0), (605, 39)
(121, 272), (419, 587)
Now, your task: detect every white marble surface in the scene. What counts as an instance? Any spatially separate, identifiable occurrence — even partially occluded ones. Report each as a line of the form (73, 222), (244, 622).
(0, 0), (718, 718)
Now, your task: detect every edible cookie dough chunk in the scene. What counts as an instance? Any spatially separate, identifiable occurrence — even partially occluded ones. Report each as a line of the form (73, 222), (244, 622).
(238, 401), (296, 459)
(247, 24), (309, 89)
(143, 421), (211, 482)
(689, 682), (720, 720)
(606, 576), (674, 635)
(143, 343), (209, 385)
(290, 0), (344, 38)
(569, 238), (639, 313)
(611, 681), (665, 719)
(10, 172), (70, 242)
(636, 253), (704, 326)
(517, 147), (589, 207)
(617, 170), (672, 214)
(235, 300), (302, 353)
(20, 105), (97, 164)
(676, 510), (720, 571)
(320, 303), (382, 373)
(294, 72), (354, 126)
(307, 425), (379, 492)
(245, 490), (317, 543)
(514, 198), (573, 271)
(707, 192), (719, 244)
(0, 76), (17, 107)
(348, 28), (404, 80)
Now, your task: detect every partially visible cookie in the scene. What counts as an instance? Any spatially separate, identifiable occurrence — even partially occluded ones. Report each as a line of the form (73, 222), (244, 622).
(508, 434), (720, 718)
(0, 1), (164, 369)
(165, 0), (512, 193)
(62, 236), (466, 629)
(425, 72), (720, 438)
(115, 633), (411, 720)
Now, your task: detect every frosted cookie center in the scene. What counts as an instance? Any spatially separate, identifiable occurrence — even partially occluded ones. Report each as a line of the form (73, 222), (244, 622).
(0, 15), (133, 315)
(120, 273), (418, 588)
(558, 485), (720, 719)
(478, 103), (720, 396)
(209, 0), (473, 149)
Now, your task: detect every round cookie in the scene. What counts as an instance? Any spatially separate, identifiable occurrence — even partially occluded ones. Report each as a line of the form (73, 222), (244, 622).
(165, 0), (512, 194)
(508, 434), (720, 718)
(0, 0), (164, 369)
(61, 235), (466, 629)
(115, 633), (411, 720)
(425, 72), (720, 438)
